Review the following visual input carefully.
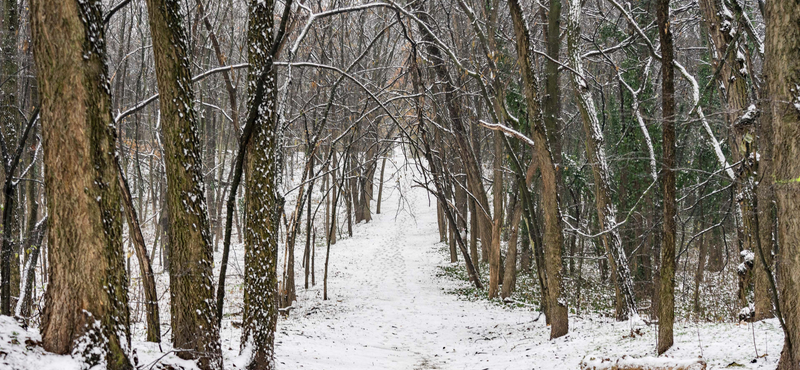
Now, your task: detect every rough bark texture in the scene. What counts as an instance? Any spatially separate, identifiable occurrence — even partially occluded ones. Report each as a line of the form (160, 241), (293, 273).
(543, 0), (563, 178)
(767, 0), (800, 365)
(508, 0), (569, 338)
(697, 0), (769, 320)
(657, 0), (677, 355)
(30, 1), (132, 368)
(566, 0), (637, 321)
(143, 0), (221, 367)
(241, 0), (279, 367)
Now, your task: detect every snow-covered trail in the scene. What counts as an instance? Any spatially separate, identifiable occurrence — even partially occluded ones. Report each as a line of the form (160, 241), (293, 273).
(269, 162), (783, 370)
(273, 165), (545, 369)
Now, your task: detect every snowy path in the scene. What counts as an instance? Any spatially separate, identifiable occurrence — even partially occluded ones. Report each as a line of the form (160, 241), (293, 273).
(272, 170), (545, 369)
(269, 165), (783, 370)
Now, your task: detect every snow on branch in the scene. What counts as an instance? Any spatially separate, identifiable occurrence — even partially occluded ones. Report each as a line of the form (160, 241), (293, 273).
(478, 120), (535, 148)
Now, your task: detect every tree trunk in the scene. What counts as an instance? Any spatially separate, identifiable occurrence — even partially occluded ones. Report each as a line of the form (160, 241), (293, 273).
(304, 155), (316, 289)
(656, 0), (677, 354)
(697, 0), (768, 321)
(767, 0), (800, 364)
(469, 198), (480, 276)
(31, 1), (131, 367)
(143, 0), (221, 366)
(241, 1), (279, 367)
(15, 217), (44, 321)
(508, 0), (569, 338)
(488, 131), (504, 298)
(376, 157), (386, 214)
(116, 159), (161, 342)
(543, 0), (564, 186)
(501, 198), (521, 298)
(17, 139), (41, 321)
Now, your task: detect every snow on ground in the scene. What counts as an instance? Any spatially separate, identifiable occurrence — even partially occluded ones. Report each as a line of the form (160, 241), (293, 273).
(266, 163), (783, 370)
(0, 157), (785, 369)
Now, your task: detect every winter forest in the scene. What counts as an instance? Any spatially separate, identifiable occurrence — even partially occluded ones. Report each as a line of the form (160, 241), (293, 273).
(0, 0), (798, 368)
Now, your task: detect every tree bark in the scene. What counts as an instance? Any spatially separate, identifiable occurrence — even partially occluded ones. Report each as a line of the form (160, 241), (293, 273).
(767, 0), (800, 364)
(143, 0), (221, 366)
(241, 1), (279, 367)
(31, 1), (132, 367)
(697, 0), (769, 321)
(657, 0), (677, 354)
(376, 156), (386, 214)
(488, 131), (504, 298)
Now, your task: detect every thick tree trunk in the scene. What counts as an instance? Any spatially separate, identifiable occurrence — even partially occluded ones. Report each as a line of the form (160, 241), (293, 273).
(543, 0), (563, 183)
(508, 0), (568, 338)
(31, 1), (132, 367)
(143, 0), (221, 367)
(566, 0), (637, 321)
(656, 0), (677, 354)
(767, 0), (800, 365)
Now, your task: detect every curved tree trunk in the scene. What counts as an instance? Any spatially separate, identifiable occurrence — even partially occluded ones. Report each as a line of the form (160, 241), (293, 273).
(31, 1), (131, 368)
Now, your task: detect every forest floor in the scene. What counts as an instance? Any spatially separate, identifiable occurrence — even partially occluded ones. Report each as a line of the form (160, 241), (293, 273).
(0, 160), (786, 369)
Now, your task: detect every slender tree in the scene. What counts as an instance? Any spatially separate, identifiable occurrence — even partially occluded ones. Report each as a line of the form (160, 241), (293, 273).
(656, 0), (677, 354)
